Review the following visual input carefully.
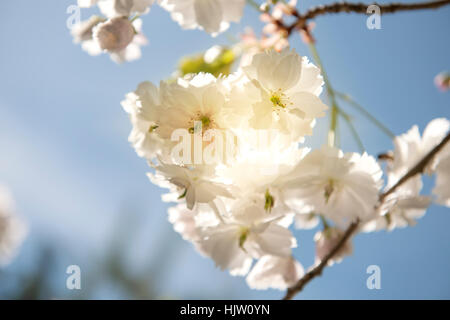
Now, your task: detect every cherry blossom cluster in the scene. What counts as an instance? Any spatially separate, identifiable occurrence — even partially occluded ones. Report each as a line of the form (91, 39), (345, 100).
(122, 45), (450, 290)
(0, 184), (27, 266)
(71, 0), (247, 63)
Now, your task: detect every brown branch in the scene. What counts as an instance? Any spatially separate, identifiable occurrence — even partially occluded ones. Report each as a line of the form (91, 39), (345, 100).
(380, 131), (450, 202)
(283, 219), (360, 300)
(283, 131), (450, 300)
(286, 0), (450, 34)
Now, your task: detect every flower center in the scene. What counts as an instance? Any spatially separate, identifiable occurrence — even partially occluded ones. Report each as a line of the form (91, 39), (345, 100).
(270, 94), (286, 108)
(264, 189), (275, 212)
(188, 115), (213, 133)
(324, 179), (335, 203)
(200, 115), (211, 128)
(269, 89), (292, 110)
(148, 124), (158, 133)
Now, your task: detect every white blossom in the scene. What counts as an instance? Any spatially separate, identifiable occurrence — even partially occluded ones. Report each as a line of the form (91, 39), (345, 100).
(196, 222), (253, 275)
(156, 73), (234, 140)
(285, 146), (383, 226)
(98, 18), (148, 63)
(78, 0), (100, 7)
(160, 0), (245, 35)
(363, 177), (431, 232)
(239, 49), (327, 142)
(390, 118), (450, 178)
(79, 0), (154, 16)
(433, 153), (450, 207)
(246, 256), (304, 290)
(119, 43), (449, 292)
(167, 203), (219, 244)
(122, 81), (164, 160)
(149, 162), (232, 210)
(94, 17), (136, 52)
(72, 16), (147, 63)
(363, 118), (450, 231)
(196, 209), (297, 275)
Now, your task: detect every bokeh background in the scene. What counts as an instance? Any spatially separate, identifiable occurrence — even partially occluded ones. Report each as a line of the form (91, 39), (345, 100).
(0, 0), (449, 299)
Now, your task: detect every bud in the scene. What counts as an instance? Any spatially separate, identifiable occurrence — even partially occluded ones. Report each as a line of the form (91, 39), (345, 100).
(300, 22), (316, 45)
(314, 227), (353, 266)
(434, 72), (450, 92)
(94, 17), (135, 52)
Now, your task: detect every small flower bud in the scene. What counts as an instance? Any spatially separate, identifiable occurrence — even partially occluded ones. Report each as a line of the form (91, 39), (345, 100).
(434, 72), (450, 92)
(94, 17), (135, 52)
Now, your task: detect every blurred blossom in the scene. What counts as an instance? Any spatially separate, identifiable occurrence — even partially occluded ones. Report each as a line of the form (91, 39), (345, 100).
(300, 22), (316, 45)
(72, 0), (152, 63)
(258, 10), (290, 52)
(237, 27), (289, 67)
(94, 17), (136, 52)
(434, 72), (450, 91)
(72, 16), (148, 63)
(272, 0), (297, 19)
(78, 0), (155, 17)
(0, 184), (27, 267)
(160, 0), (246, 35)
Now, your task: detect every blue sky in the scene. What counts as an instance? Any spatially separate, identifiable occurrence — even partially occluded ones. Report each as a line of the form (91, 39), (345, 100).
(0, 0), (449, 299)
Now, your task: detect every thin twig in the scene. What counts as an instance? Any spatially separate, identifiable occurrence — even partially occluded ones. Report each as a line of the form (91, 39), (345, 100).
(335, 92), (395, 139)
(283, 131), (450, 300)
(340, 112), (365, 152)
(283, 219), (360, 300)
(287, 0), (450, 33)
(260, 0), (450, 301)
(380, 131), (450, 202)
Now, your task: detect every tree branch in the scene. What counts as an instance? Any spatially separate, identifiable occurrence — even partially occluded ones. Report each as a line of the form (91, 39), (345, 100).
(286, 0), (450, 34)
(283, 131), (450, 300)
(283, 219), (360, 300)
(380, 131), (450, 202)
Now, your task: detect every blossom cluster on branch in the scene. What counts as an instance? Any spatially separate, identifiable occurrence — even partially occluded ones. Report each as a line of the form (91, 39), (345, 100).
(66, 0), (450, 297)
(71, 0), (247, 62)
(122, 46), (450, 291)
